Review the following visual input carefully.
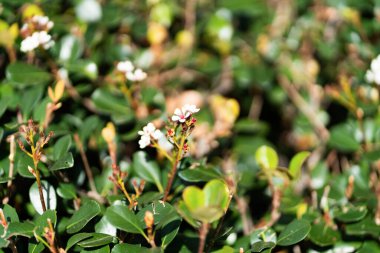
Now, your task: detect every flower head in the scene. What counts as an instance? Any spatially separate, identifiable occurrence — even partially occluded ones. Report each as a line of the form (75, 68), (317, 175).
(20, 15), (54, 53)
(171, 104), (200, 123)
(126, 68), (147, 82)
(366, 55), (380, 85)
(117, 60), (134, 73)
(138, 123), (163, 149)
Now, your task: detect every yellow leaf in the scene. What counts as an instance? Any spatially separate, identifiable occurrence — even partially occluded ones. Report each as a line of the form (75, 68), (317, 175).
(147, 22), (167, 45)
(297, 202), (308, 219)
(101, 122), (116, 143)
(22, 4), (44, 20)
(9, 23), (19, 41)
(48, 86), (55, 102)
(0, 20), (9, 31)
(54, 80), (65, 102)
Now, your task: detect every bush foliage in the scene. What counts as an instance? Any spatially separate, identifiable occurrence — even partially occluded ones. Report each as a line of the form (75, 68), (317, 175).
(0, 0), (380, 252)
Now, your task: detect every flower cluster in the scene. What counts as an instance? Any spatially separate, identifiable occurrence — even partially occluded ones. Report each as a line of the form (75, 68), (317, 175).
(20, 15), (54, 52)
(117, 60), (147, 82)
(138, 104), (200, 153)
(365, 54), (380, 85)
(138, 123), (163, 149)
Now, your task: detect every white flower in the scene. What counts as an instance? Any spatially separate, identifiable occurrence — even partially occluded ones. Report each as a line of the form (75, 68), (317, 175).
(171, 108), (191, 123)
(117, 60), (134, 73)
(139, 135), (151, 149)
(75, 0), (102, 23)
(138, 123), (156, 136)
(171, 104), (200, 122)
(20, 35), (39, 52)
(32, 15), (54, 30)
(126, 68), (147, 82)
(138, 123), (163, 149)
(182, 104), (200, 114)
(20, 31), (54, 52)
(366, 55), (380, 85)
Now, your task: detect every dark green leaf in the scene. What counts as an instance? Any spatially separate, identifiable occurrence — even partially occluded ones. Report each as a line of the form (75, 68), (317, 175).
(49, 152), (74, 171)
(66, 200), (101, 234)
(277, 219), (311, 246)
(334, 205), (367, 223)
(78, 233), (115, 248)
(105, 205), (145, 236)
(6, 62), (51, 88)
(309, 221), (340, 247)
(178, 166), (223, 182)
(133, 151), (163, 193)
(54, 135), (72, 160)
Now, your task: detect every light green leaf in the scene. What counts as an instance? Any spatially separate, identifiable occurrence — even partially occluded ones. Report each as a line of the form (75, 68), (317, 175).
(255, 145), (278, 171)
(289, 151), (310, 179)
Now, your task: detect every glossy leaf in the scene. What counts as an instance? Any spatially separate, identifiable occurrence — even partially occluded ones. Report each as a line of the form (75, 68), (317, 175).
(29, 180), (57, 215)
(133, 151), (163, 193)
(289, 151), (310, 179)
(255, 145), (278, 171)
(49, 152), (74, 171)
(277, 219), (311, 246)
(105, 204), (145, 235)
(66, 200), (101, 234)
(6, 62), (51, 88)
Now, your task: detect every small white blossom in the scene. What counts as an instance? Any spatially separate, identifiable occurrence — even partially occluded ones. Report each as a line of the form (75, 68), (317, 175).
(117, 60), (134, 73)
(32, 15), (54, 30)
(171, 104), (200, 123)
(126, 68), (147, 82)
(139, 135), (151, 149)
(20, 31), (54, 52)
(138, 123), (163, 149)
(366, 55), (380, 85)
(20, 35), (39, 52)
(182, 104), (200, 114)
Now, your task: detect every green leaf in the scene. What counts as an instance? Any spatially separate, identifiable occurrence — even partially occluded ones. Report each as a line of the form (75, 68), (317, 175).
(333, 205), (367, 223)
(29, 180), (57, 215)
(78, 233), (115, 248)
(251, 241), (276, 252)
(28, 242), (44, 253)
(57, 183), (77, 200)
(66, 233), (93, 251)
(3, 204), (19, 223)
(54, 135), (72, 160)
(133, 151), (163, 193)
(346, 216), (380, 237)
(6, 221), (34, 238)
(95, 217), (117, 236)
(176, 201), (200, 228)
(277, 219), (311, 246)
(35, 210), (57, 235)
(105, 205), (146, 236)
(212, 246), (235, 253)
(66, 200), (101, 234)
(6, 62), (51, 88)
(91, 88), (133, 116)
(328, 124), (360, 152)
(289, 151), (310, 179)
(309, 221), (340, 247)
(111, 244), (151, 253)
(181, 179), (230, 224)
(49, 152), (74, 171)
(255, 145), (278, 171)
(80, 245), (110, 253)
(178, 166), (223, 182)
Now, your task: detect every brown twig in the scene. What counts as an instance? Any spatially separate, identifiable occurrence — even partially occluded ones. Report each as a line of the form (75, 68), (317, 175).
(73, 134), (97, 193)
(198, 223), (209, 253)
(278, 75), (329, 142)
(163, 135), (186, 202)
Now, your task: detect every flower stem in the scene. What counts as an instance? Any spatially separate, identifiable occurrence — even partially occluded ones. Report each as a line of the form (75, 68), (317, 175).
(163, 135), (185, 202)
(35, 167), (47, 212)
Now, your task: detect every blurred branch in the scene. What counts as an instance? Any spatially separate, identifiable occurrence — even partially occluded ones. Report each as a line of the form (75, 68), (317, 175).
(278, 75), (329, 142)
